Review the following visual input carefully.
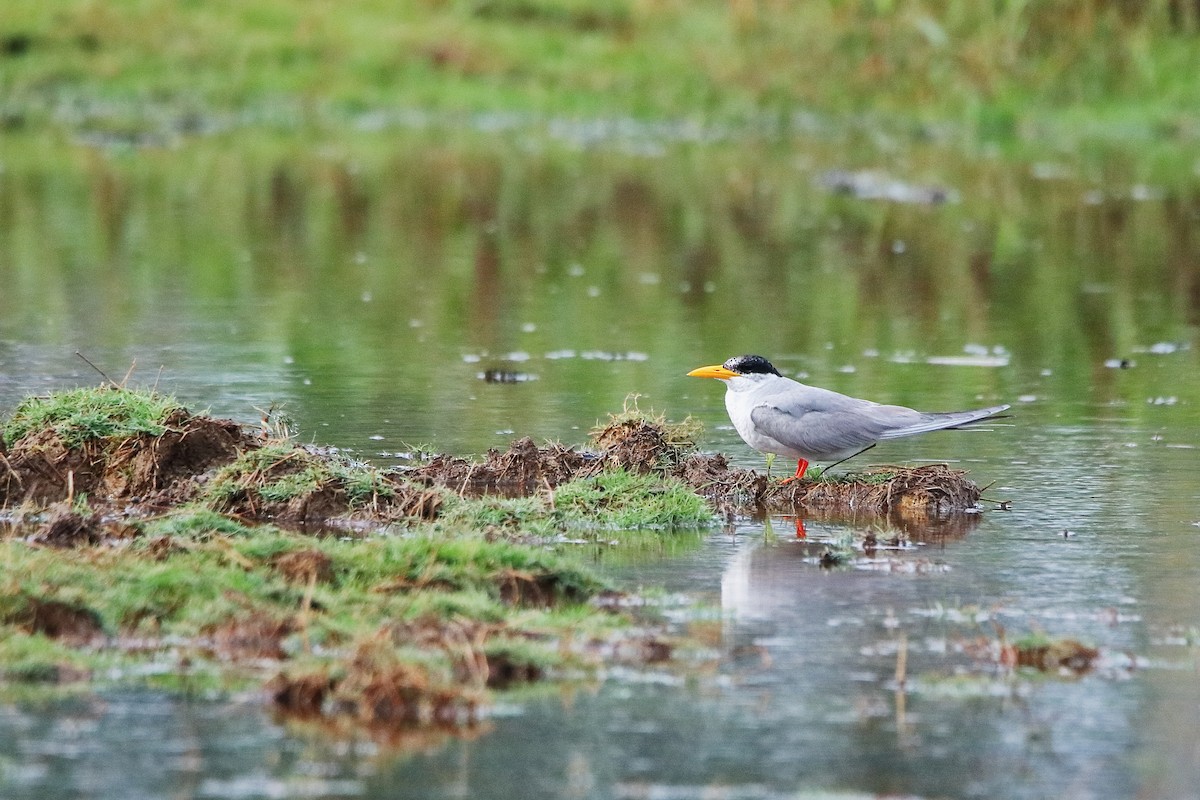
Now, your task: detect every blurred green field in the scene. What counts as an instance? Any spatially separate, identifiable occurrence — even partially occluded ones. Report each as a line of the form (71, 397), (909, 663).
(2, 0), (1199, 141)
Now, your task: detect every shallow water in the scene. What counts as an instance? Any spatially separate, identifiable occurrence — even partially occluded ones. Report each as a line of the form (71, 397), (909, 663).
(2, 125), (1199, 798)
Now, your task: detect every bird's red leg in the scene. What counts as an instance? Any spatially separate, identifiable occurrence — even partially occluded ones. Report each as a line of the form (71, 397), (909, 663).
(779, 458), (809, 485)
(794, 517), (807, 539)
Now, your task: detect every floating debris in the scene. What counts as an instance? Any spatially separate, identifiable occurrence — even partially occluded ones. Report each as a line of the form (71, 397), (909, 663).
(964, 631), (1101, 676)
(478, 369), (537, 383)
(926, 354), (1010, 368)
(816, 169), (958, 205)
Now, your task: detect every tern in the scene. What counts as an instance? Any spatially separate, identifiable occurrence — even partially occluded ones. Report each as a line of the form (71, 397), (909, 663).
(687, 354), (1009, 482)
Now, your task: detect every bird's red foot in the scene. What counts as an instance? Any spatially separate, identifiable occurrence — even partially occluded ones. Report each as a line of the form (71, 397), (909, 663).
(779, 458), (810, 485)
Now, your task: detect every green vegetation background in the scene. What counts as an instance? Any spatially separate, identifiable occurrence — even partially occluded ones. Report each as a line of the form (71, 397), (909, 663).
(3, 0), (1199, 136)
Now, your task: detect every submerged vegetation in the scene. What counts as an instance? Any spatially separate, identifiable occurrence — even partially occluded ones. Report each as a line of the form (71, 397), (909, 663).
(0, 386), (994, 729)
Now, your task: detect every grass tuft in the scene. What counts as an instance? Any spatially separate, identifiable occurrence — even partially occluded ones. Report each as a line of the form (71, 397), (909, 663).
(2, 386), (184, 448)
(202, 442), (399, 509)
(554, 469), (716, 529)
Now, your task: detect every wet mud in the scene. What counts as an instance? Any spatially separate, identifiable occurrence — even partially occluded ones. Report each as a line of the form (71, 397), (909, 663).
(3, 403), (985, 530)
(411, 418), (985, 524)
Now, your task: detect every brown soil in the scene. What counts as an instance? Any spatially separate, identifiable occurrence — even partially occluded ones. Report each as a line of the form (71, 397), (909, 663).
(407, 420), (985, 522)
(333, 639), (484, 726)
(2, 404), (988, 531)
(206, 609), (295, 660)
(269, 669), (334, 715)
(409, 436), (586, 494)
(1007, 638), (1100, 674)
(1, 408), (441, 528)
(272, 548), (335, 584)
(0, 412), (246, 508)
(668, 456), (983, 524)
(3, 596), (105, 643)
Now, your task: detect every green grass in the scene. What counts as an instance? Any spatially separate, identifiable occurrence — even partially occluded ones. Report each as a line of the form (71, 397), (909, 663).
(2, 386), (183, 448)
(201, 442), (400, 509)
(0, 633), (96, 684)
(139, 507), (255, 539)
(2, 0), (1198, 141)
(438, 469), (717, 533)
(554, 470), (716, 529)
(0, 518), (621, 694)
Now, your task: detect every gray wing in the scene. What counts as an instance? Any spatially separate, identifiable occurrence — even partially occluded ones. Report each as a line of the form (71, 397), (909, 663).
(749, 402), (915, 455)
(876, 404), (1011, 439)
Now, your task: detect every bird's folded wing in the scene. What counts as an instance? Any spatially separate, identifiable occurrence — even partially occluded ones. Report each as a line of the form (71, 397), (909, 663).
(875, 404), (1011, 439)
(750, 404), (888, 454)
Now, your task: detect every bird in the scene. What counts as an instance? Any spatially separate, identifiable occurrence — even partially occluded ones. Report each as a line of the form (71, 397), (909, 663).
(687, 354), (1009, 483)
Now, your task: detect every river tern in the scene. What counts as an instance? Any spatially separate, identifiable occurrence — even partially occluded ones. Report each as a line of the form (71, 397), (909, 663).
(688, 354), (1009, 482)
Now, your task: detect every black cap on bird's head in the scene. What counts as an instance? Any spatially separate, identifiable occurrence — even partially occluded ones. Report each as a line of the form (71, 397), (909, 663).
(687, 354), (782, 381)
(722, 355), (782, 377)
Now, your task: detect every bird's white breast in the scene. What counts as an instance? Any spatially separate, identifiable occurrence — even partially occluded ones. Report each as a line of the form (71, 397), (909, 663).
(723, 379), (804, 459)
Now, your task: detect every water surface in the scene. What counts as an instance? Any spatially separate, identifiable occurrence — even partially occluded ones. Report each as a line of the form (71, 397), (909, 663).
(1, 123), (1198, 799)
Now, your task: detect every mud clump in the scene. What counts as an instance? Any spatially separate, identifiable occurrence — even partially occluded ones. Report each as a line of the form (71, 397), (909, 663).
(407, 415), (691, 494)
(272, 548), (335, 584)
(30, 504), (106, 547)
(767, 464), (982, 519)
(206, 444), (444, 525)
(3, 596), (105, 643)
(207, 610), (294, 660)
(334, 640), (484, 727)
(0, 388), (443, 530)
(410, 437), (586, 494)
(496, 568), (589, 607)
(408, 416), (986, 520)
(1007, 638), (1100, 674)
(965, 632), (1101, 676)
(663, 456), (982, 523)
(590, 418), (683, 474)
(107, 410), (246, 499)
(1, 413), (249, 508)
(484, 648), (545, 689)
(270, 669), (335, 715)
(670, 452), (768, 516)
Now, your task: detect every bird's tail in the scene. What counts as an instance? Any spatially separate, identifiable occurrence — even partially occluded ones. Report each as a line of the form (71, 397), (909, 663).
(877, 404), (1011, 440)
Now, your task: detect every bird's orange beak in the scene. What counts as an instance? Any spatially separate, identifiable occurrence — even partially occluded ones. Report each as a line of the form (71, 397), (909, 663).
(687, 364), (738, 380)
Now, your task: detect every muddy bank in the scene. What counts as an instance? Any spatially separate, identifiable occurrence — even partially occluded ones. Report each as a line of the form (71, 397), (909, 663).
(0, 387), (995, 735)
(409, 422), (985, 525)
(3, 393), (987, 529)
(0, 391), (440, 527)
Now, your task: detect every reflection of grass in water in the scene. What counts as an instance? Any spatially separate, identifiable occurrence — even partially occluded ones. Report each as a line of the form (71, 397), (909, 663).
(572, 527), (711, 568)
(4, 126), (1195, 437)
